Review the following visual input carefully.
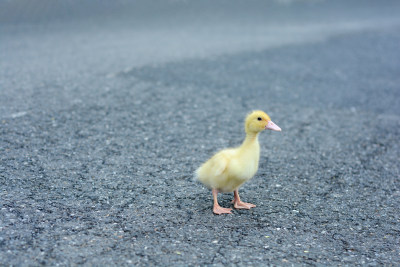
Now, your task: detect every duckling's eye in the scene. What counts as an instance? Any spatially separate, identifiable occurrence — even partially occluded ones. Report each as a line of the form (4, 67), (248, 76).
(257, 117), (262, 121)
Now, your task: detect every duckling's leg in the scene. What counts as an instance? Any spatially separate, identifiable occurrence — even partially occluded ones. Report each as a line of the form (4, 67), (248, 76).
(232, 189), (256, 209)
(212, 189), (232, 215)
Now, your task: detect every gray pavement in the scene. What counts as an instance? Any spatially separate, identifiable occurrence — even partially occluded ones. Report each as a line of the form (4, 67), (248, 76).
(1, 0), (400, 265)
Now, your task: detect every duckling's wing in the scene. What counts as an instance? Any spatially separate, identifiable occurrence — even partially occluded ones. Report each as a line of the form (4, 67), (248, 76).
(196, 151), (229, 180)
(209, 153), (229, 177)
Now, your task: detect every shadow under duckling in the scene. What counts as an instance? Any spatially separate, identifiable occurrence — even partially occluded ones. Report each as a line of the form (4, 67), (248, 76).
(195, 110), (281, 214)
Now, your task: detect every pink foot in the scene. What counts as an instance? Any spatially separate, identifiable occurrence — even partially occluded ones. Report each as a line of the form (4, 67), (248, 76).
(213, 205), (232, 215)
(233, 201), (256, 210)
(232, 189), (256, 210)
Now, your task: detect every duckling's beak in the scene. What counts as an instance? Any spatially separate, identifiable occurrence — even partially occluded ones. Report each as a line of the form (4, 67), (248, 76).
(265, 120), (281, 131)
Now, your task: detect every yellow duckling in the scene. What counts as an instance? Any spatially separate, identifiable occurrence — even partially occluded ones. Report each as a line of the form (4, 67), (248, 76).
(195, 110), (281, 214)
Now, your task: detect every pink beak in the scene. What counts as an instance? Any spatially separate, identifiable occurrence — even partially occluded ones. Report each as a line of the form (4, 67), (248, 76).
(265, 120), (281, 131)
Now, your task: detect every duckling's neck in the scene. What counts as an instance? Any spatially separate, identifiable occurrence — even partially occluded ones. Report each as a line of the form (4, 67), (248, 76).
(240, 132), (259, 150)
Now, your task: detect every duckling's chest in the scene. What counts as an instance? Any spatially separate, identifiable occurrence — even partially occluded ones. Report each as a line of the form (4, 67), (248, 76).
(230, 143), (260, 180)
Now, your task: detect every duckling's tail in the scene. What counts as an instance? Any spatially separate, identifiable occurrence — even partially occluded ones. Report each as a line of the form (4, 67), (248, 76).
(193, 167), (201, 182)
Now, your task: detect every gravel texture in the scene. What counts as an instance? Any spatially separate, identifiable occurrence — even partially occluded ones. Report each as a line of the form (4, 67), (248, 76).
(1, 1), (400, 266)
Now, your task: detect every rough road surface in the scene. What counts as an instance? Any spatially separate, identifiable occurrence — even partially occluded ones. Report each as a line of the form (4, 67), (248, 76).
(1, 0), (400, 265)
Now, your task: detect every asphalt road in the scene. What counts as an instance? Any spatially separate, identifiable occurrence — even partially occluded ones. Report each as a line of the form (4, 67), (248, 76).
(1, 0), (400, 265)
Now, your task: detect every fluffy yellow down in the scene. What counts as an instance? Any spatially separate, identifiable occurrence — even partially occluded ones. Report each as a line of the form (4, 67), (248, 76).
(195, 110), (274, 192)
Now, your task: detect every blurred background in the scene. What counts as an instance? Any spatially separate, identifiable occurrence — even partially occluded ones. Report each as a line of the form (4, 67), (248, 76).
(2, 0), (400, 114)
(2, 0), (400, 81)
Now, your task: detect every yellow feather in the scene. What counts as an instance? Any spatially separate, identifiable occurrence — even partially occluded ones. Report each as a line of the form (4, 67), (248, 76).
(195, 110), (280, 193)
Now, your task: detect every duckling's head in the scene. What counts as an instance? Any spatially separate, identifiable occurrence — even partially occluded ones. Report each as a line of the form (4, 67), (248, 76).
(245, 110), (281, 134)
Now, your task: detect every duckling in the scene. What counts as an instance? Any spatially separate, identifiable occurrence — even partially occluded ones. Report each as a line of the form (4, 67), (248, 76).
(195, 110), (281, 214)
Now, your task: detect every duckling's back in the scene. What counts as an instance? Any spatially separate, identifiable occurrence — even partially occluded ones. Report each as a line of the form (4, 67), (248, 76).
(195, 148), (232, 188)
